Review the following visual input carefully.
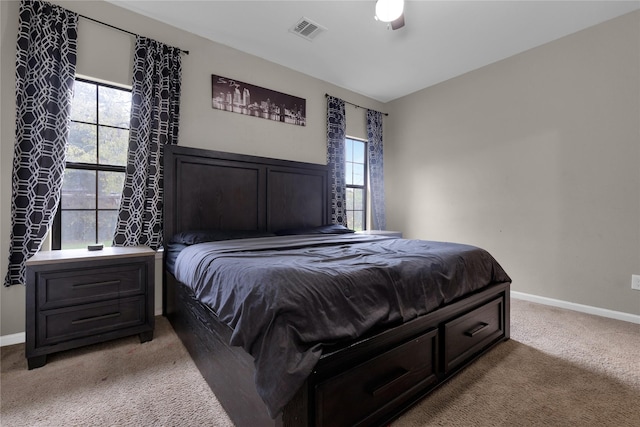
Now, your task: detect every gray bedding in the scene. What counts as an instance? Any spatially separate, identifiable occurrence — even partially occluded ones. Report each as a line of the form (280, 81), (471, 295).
(173, 234), (511, 417)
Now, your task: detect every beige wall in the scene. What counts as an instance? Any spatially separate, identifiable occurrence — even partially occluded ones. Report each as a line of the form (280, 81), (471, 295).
(0, 0), (383, 337)
(385, 11), (640, 315)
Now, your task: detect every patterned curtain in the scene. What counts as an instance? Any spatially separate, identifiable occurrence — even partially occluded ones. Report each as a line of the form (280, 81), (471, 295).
(113, 36), (182, 250)
(5, 0), (78, 286)
(367, 109), (386, 230)
(326, 96), (347, 226)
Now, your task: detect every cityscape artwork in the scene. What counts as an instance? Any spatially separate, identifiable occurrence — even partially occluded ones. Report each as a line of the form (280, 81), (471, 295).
(211, 75), (306, 126)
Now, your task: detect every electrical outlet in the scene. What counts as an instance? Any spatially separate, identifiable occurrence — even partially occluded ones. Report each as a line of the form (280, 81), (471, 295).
(632, 275), (640, 291)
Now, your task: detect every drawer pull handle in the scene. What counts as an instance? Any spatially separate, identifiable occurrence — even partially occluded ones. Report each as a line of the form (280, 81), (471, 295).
(465, 322), (489, 337)
(71, 312), (121, 325)
(73, 280), (121, 289)
(369, 368), (410, 397)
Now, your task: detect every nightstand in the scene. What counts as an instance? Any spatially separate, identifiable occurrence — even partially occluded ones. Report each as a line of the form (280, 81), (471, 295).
(25, 246), (155, 369)
(356, 230), (403, 238)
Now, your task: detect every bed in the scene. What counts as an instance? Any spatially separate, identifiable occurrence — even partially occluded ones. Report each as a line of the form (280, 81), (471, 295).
(163, 145), (511, 427)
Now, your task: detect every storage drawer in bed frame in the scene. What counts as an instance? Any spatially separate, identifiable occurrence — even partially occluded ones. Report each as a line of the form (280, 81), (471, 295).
(165, 272), (510, 427)
(309, 285), (509, 427)
(444, 296), (505, 372)
(315, 328), (439, 427)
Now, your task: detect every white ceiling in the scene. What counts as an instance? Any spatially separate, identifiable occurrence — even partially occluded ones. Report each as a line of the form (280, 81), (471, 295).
(106, 1), (640, 103)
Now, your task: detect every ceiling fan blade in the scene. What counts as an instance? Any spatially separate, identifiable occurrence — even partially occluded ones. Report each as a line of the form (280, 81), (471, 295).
(391, 13), (405, 30)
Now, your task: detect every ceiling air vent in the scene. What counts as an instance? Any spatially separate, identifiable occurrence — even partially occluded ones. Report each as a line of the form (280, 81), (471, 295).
(289, 17), (326, 41)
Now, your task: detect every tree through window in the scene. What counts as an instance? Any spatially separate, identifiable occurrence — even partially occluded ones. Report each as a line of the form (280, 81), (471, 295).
(52, 79), (131, 249)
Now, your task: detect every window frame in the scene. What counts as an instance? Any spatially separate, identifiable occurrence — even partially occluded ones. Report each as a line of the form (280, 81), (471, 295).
(51, 78), (131, 250)
(344, 136), (368, 231)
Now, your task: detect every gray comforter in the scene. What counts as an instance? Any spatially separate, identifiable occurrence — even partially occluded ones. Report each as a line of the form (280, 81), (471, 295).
(173, 234), (511, 417)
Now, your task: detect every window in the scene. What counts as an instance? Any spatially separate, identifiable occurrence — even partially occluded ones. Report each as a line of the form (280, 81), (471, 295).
(52, 79), (131, 250)
(345, 137), (367, 231)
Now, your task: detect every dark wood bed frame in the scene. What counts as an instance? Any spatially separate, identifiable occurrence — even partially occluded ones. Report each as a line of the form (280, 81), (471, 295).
(163, 145), (510, 427)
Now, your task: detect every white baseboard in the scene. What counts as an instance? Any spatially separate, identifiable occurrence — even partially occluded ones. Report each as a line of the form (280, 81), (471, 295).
(511, 291), (640, 324)
(0, 332), (25, 347)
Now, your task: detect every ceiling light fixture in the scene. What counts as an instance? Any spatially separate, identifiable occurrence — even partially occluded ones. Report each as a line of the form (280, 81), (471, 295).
(375, 0), (404, 23)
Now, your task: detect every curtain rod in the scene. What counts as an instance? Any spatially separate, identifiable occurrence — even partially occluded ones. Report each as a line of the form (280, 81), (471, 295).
(78, 14), (190, 55)
(325, 93), (388, 116)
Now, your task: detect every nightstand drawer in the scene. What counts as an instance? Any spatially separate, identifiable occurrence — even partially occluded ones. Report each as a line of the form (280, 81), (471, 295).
(38, 296), (146, 346)
(37, 263), (146, 310)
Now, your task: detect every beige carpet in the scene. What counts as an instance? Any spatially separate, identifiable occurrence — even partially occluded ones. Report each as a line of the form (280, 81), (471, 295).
(1, 299), (638, 426)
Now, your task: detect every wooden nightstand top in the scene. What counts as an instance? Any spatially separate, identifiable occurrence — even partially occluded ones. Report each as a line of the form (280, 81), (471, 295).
(356, 230), (403, 238)
(26, 246), (155, 266)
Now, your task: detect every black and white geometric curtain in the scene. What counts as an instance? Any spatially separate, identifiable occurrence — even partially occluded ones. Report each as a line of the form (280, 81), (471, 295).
(5, 0), (78, 286)
(113, 36), (182, 250)
(326, 96), (347, 226)
(367, 109), (386, 230)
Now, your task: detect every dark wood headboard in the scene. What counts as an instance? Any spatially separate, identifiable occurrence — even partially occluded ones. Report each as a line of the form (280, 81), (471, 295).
(163, 145), (329, 243)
